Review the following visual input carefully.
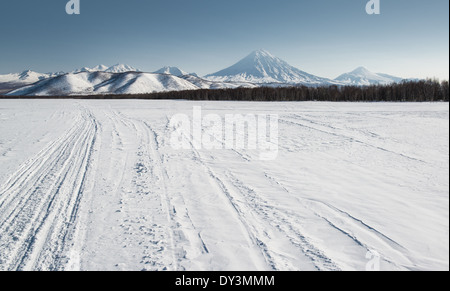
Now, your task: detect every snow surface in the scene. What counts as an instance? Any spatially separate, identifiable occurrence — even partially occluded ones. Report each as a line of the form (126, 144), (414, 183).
(0, 101), (448, 271)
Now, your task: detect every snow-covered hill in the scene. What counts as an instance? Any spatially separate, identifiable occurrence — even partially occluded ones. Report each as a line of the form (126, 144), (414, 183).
(335, 67), (404, 86)
(0, 64), (139, 88)
(0, 70), (61, 84)
(73, 64), (138, 74)
(7, 71), (199, 96)
(5, 70), (263, 96)
(180, 75), (258, 89)
(73, 65), (109, 73)
(153, 66), (189, 77)
(205, 49), (336, 85)
(105, 64), (139, 73)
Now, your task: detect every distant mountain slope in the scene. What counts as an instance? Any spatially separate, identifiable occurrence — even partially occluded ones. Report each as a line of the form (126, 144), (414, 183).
(0, 70), (61, 84)
(73, 65), (108, 73)
(73, 64), (139, 74)
(205, 49), (336, 85)
(180, 75), (258, 89)
(335, 67), (405, 85)
(0, 64), (139, 89)
(105, 64), (139, 73)
(153, 66), (189, 77)
(7, 71), (199, 96)
(376, 73), (406, 83)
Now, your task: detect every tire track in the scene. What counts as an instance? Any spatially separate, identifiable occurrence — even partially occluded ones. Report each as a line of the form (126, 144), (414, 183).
(279, 115), (426, 163)
(177, 125), (279, 270)
(225, 172), (339, 271)
(107, 110), (180, 270)
(0, 106), (98, 270)
(142, 120), (211, 266)
(192, 117), (338, 270)
(263, 171), (414, 270)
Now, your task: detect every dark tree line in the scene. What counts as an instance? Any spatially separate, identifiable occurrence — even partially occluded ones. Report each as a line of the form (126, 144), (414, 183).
(144, 79), (448, 102)
(1, 79), (448, 102)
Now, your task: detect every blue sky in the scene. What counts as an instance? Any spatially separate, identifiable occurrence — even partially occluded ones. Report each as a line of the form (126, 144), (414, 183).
(0, 0), (448, 79)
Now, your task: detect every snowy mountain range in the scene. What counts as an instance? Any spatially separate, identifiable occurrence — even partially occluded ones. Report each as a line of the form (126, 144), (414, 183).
(1, 51), (410, 96)
(7, 71), (198, 96)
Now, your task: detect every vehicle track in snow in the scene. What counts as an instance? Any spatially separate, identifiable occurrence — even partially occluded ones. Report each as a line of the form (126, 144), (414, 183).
(103, 109), (178, 270)
(262, 170), (414, 270)
(183, 123), (339, 270)
(279, 114), (426, 163)
(0, 105), (97, 271)
(105, 110), (211, 270)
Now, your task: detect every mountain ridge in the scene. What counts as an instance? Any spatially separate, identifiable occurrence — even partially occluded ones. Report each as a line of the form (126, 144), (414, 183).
(1, 50), (412, 96)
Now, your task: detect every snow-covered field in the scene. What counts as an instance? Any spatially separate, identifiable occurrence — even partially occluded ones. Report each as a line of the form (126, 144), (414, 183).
(0, 100), (448, 271)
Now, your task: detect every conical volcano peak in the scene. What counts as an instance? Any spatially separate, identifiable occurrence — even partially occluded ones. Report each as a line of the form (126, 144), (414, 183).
(250, 49), (275, 58)
(205, 50), (332, 85)
(351, 66), (371, 75)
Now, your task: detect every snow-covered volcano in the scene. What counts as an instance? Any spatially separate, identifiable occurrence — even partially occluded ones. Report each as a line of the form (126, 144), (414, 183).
(205, 49), (335, 85)
(335, 67), (404, 86)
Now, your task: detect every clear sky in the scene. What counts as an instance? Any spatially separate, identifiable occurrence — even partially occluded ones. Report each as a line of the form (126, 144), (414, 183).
(0, 0), (448, 80)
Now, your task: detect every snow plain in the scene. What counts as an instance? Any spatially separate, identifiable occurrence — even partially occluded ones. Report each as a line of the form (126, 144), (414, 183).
(0, 100), (448, 271)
